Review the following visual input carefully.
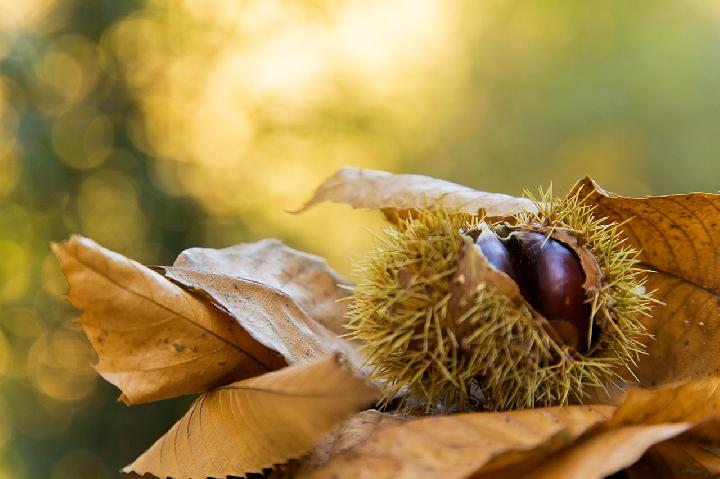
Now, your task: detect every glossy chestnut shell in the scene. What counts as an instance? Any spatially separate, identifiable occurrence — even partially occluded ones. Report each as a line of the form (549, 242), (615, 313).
(473, 228), (591, 351)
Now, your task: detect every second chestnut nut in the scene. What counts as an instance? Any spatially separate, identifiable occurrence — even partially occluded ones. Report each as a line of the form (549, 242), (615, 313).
(475, 229), (590, 352)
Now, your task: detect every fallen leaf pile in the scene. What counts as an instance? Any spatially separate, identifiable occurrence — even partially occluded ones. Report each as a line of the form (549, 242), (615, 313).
(53, 167), (720, 478)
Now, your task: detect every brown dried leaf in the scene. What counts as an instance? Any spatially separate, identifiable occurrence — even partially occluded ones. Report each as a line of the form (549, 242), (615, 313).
(571, 178), (720, 386)
(292, 409), (408, 475)
(295, 405), (614, 479)
(478, 377), (720, 479)
(606, 376), (720, 426)
(123, 354), (378, 479)
(52, 236), (285, 405)
(492, 423), (692, 479)
(170, 239), (352, 335)
(627, 437), (720, 479)
(294, 167), (536, 219)
(159, 264), (358, 367)
(621, 407), (720, 478)
(294, 377), (720, 479)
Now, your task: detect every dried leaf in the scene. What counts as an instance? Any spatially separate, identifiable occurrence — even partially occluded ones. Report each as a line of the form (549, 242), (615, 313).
(170, 239), (352, 335)
(478, 377), (720, 479)
(572, 178), (720, 386)
(124, 354), (378, 479)
(494, 424), (692, 479)
(606, 376), (720, 426)
(52, 236), (285, 405)
(160, 265), (358, 367)
(294, 167), (536, 219)
(291, 410), (408, 476)
(294, 377), (720, 479)
(295, 405), (613, 479)
(627, 437), (720, 478)
(623, 408), (720, 478)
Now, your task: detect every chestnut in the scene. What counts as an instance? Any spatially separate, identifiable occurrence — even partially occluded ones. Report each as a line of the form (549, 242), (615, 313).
(474, 228), (519, 284)
(504, 231), (590, 351)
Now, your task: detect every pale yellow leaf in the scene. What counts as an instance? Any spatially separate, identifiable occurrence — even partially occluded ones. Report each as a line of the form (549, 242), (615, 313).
(294, 167), (536, 218)
(52, 235), (285, 405)
(124, 354), (378, 479)
(171, 238), (352, 335)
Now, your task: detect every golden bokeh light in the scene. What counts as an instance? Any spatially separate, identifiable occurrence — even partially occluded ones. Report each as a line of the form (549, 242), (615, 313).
(50, 449), (113, 479)
(51, 108), (114, 170)
(0, 451), (26, 479)
(0, 330), (11, 379)
(0, 240), (30, 303)
(10, 393), (73, 440)
(0, 401), (12, 452)
(33, 35), (102, 115)
(104, 0), (463, 273)
(0, 0), (58, 33)
(76, 169), (148, 256)
(27, 329), (97, 402)
(40, 252), (68, 298)
(0, 79), (21, 197)
(0, 143), (21, 198)
(2, 309), (45, 340)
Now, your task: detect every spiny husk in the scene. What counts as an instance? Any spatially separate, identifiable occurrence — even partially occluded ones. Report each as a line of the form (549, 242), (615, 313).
(516, 187), (653, 382)
(347, 190), (654, 413)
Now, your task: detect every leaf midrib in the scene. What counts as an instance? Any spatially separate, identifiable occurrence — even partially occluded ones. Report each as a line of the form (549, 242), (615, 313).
(68, 244), (274, 372)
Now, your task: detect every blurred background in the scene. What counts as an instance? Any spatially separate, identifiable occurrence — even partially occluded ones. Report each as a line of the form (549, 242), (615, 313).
(1, 0), (719, 476)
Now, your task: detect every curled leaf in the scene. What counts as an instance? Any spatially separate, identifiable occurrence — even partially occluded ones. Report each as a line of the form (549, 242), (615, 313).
(171, 239), (352, 335)
(124, 354), (378, 479)
(295, 167), (536, 219)
(608, 375), (720, 426)
(160, 263), (358, 367)
(52, 236), (285, 405)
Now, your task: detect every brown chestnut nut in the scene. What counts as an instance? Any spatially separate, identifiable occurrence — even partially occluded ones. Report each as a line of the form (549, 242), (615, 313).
(473, 228), (519, 284)
(505, 231), (590, 351)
